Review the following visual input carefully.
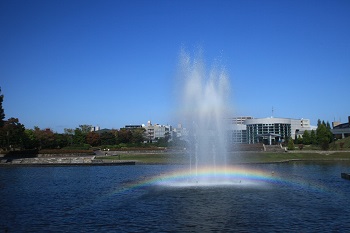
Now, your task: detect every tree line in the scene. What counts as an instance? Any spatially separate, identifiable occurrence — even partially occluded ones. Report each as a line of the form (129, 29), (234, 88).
(0, 87), (338, 151)
(0, 121), (164, 151)
(288, 119), (334, 150)
(0, 88), (171, 151)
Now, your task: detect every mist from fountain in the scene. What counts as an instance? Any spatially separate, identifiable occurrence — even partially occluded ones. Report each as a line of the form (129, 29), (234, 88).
(177, 50), (231, 180)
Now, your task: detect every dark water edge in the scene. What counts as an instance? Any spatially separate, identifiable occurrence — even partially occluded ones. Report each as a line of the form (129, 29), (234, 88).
(1, 162), (350, 232)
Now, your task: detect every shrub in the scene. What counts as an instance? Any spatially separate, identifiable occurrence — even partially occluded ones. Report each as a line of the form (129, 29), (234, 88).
(287, 138), (295, 150)
(39, 149), (94, 155)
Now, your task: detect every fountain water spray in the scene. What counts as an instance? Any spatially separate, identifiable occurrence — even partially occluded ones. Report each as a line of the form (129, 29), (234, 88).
(178, 50), (231, 181)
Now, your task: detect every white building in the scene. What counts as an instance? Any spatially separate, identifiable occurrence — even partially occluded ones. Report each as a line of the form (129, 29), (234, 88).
(228, 116), (253, 144)
(172, 123), (188, 139)
(143, 121), (172, 142)
(90, 125), (100, 132)
(244, 117), (316, 145)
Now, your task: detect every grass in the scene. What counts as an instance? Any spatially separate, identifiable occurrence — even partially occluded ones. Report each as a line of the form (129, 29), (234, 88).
(96, 151), (350, 165)
(332, 136), (350, 150)
(230, 152), (350, 164)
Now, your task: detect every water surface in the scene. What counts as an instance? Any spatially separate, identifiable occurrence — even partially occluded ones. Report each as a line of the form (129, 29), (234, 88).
(1, 162), (349, 232)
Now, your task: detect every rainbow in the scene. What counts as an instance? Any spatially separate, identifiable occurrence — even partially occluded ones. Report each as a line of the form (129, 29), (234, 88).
(109, 165), (330, 196)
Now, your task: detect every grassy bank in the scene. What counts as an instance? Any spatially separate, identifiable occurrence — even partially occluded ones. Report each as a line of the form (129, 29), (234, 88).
(229, 151), (350, 164)
(97, 151), (350, 164)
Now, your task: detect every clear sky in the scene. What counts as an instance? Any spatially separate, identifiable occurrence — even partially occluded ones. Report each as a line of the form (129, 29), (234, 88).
(1, 0), (349, 132)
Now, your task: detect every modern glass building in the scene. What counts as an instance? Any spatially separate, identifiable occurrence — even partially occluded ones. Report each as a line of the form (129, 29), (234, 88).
(244, 117), (315, 145)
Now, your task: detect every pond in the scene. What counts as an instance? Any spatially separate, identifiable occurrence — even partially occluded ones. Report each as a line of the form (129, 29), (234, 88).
(0, 162), (350, 232)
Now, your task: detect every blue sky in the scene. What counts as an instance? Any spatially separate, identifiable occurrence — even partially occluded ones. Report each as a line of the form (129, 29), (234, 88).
(1, 0), (349, 132)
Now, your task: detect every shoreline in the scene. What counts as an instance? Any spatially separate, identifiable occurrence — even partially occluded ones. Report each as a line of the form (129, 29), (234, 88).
(1, 158), (350, 167)
(1, 150), (350, 167)
(0, 161), (136, 167)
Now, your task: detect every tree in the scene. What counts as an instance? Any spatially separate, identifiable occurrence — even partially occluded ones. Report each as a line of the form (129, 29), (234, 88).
(302, 130), (311, 145)
(326, 121), (334, 143)
(79, 124), (92, 134)
(86, 132), (101, 146)
(131, 128), (146, 144)
(287, 137), (295, 150)
(117, 128), (132, 144)
(296, 135), (303, 144)
(316, 124), (330, 150)
(23, 129), (40, 149)
(64, 128), (74, 145)
(33, 127), (57, 149)
(54, 133), (70, 148)
(310, 130), (317, 145)
(64, 128), (74, 135)
(0, 88), (5, 127)
(100, 131), (116, 145)
(1, 118), (26, 150)
(317, 119), (322, 127)
(72, 128), (86, 145)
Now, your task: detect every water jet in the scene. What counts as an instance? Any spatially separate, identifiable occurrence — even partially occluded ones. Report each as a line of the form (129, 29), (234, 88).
(177, 50), (231, 183)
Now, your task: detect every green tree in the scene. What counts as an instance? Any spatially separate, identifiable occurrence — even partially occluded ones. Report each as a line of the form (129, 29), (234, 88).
(287, 137), (295, 150)
(131, 128), (146, 144)
(54, 133), (69, 148)
(1, 118), (26, 150)
(79, 124), (92, 134)
(72, 128), (86, 145)
(100, 131), (116, 145)
(310, 130), (317, 145)
(302, 130), (311, 145)
(316, 124), (330, 150)
(23, 129), (40, 149)
(326, 121), (334, 143)
(296, 135), (303, 144)
(156, 137), (168, 147)
(117, 128), (132, 144)
(317, 119), (322, 127)
(64, 128), (74, 145)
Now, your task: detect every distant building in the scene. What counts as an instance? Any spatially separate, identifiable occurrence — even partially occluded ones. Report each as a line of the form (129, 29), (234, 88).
(172, 123), (188, 139)
(244, 117), (316, 145)
(142, 120), (172, 142)
(331, 116), (350, 139)
(124, 125), (143, 129)
(91, 126), (100, 132)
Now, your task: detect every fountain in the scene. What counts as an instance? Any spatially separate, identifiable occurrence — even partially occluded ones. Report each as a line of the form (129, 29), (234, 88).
(177, 50), (231, 182)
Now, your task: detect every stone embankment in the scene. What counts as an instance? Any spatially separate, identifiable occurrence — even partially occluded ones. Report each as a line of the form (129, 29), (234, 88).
(2, 156), (94, 164)
(0, 154), (135, 166)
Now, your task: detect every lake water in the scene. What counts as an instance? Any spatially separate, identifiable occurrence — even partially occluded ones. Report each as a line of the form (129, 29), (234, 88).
(1, 162), (350, 232)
